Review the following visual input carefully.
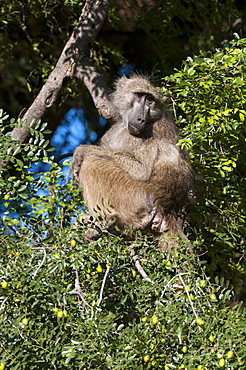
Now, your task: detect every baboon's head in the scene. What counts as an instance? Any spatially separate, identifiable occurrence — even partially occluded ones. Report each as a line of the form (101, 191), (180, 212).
(111, 75), (164, 136)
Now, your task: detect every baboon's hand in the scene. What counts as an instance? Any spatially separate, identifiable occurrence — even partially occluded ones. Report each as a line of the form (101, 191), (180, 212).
(71, 145), (87, 186)
(71, 160), (80, 186)
(141, 207), (166, 232)
(151, 210), (167, 232)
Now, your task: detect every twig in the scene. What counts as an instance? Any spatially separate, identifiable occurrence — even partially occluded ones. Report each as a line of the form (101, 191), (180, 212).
(68, 269), (89, 311)
(0, 297), (8, 312)
(179, 274), (198, 319)
(160, 272), (189, 298)
(32, 247), (46, 278)
(129, 247), (154, 284)
(97, 263), (110, 306)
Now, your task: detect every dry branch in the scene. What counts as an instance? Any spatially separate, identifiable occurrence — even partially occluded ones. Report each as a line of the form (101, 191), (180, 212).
(10, 0), (116, 145)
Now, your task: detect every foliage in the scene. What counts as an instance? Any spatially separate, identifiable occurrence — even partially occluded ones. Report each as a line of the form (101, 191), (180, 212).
(1, 40), (246, 368)
(0, 40), (246, 370)
(0, 0), (242, 120)
(1, 228), (246, 369)
(163, 36), (246, 293)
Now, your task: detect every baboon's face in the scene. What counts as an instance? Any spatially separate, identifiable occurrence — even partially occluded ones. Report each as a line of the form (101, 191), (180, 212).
(122, 92), (162, 136)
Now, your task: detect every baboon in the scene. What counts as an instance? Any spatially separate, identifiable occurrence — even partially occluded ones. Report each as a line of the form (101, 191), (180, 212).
(71, 74), (193, 249)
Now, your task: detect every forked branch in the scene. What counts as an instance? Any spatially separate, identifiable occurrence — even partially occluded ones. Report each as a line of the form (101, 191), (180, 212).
(10, 0), (116, 146)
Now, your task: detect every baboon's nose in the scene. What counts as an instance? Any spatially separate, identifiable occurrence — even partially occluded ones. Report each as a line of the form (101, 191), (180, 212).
(137, 116), (145, 125)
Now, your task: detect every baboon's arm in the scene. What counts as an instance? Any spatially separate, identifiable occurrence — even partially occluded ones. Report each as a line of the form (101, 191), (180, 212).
(71, 144), (157, 186)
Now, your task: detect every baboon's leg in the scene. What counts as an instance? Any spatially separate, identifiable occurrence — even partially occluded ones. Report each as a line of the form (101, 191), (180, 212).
(79, 155), (157, 230)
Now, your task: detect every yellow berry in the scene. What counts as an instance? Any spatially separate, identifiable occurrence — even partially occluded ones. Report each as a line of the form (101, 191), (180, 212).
(226, 350), (233, 359)
(1, 281), (8, 289)
(143, 355), (150, 362)
(182, 346), (188, 353)
(0, 363), (5, 370)
(210, 293), (217, 301)
(196, 318), (205, 325)
(166, 259), (172, 266)
(151, 315), (158, 324)
(185, 285), (191, 292)
(218, 358), (225, 367)
(70, 239), (76, 247)
(208, 334), (215, 342)
(96, 264), (103, 273)
(21, 318), (28, 326)
(237, 357), (244, 366)
(197, 366), (204, 370)
(131, 270), (137, 278)
(57, 310), (63, 318)
(199, 280), (207, 288)
(4, 194), (10, 201)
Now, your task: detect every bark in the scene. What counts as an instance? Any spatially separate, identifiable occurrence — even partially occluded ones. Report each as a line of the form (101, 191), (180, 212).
(11, 0), (117, 144)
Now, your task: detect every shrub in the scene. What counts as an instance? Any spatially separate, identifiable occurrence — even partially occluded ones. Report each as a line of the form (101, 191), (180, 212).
(163, 36), (246, 293)
(1, 38), (246, 369)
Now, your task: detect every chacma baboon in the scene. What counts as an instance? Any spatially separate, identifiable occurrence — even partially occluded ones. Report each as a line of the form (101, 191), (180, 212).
(71, 74), (193, 249)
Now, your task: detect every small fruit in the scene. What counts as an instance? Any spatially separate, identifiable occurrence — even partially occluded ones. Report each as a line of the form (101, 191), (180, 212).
(21, 318), (28, 326)
(57, 310), (63, 318)
(70, 239), (76, 247)
(208, 334), (215, 342)
(210, 293), (217, 301)
(132, 270), (137, 278)
(96, 264), (103, 273)
(218, 358), (225, 367)
(151, 315), (158, 324)
(226, 350), (233, 359)
(197, 366), (204, 370)
(0, 363), (5, 370)
(1, 281), (8, 289)
(199, 280), (207, 288)
(4, 194), (10, 201)
(182, 346), (188, 353)
(185, 285), (191, 292)
(196, 318), (205, 325)
(141, 317), (147, 323)
(143, 355), (150, 362)
(165, 259), (172, 266)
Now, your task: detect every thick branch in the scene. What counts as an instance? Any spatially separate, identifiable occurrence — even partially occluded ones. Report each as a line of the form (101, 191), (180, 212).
(11, 0), (115, 144)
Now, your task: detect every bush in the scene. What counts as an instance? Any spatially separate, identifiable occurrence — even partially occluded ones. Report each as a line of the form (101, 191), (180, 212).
(163, 36), (246, 293)
(1, 39), (246, 369)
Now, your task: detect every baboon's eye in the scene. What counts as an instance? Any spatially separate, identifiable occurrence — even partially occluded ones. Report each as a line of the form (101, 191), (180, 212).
(146, 95), (154, 103)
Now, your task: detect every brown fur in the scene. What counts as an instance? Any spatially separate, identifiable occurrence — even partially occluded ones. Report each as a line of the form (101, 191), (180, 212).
(71, 75), (193, 248)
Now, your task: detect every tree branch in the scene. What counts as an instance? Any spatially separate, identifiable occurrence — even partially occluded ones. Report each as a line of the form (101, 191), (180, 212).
(130, 247), (154, 284)
(11, 0), (116, 145)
